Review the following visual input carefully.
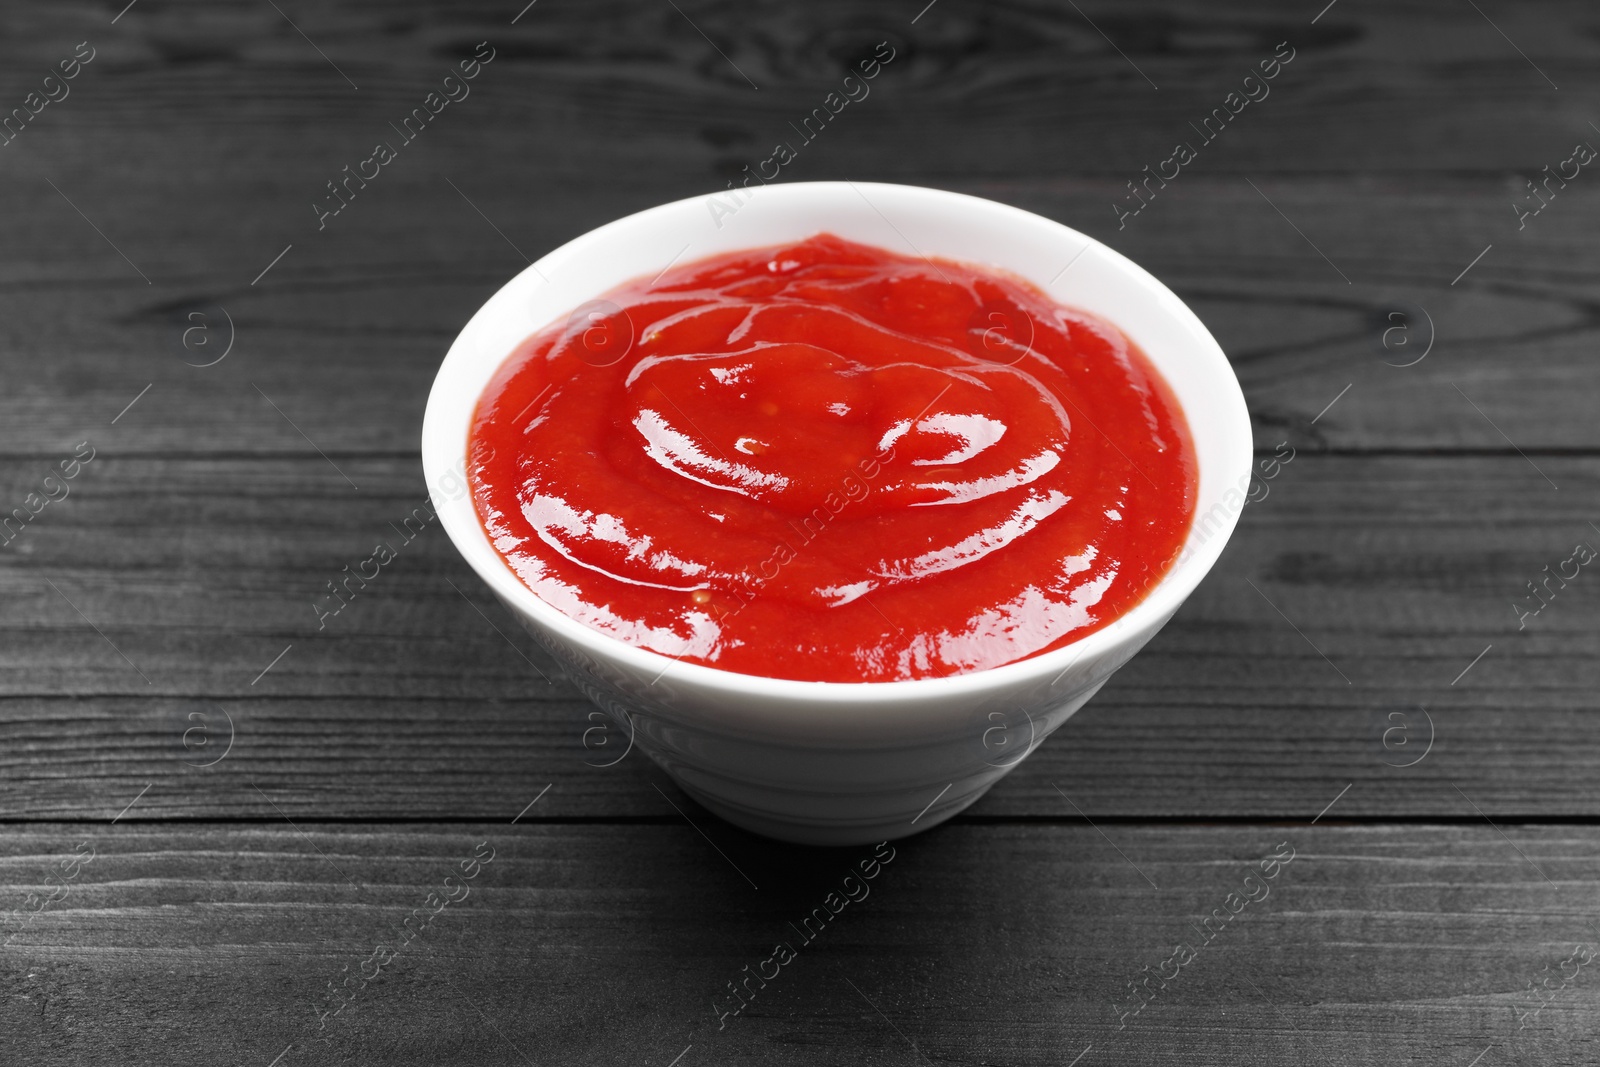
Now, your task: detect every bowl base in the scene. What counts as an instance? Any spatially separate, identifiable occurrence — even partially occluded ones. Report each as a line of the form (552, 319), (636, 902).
(673, 776), (994, 847)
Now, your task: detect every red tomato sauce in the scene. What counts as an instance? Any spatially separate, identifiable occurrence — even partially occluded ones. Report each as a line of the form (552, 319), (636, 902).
(468, 234), (1197, 682)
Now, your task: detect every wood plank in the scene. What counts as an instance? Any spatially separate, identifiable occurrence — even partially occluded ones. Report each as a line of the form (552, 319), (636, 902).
(5, 0), (1590, 180)
(6, 174), (1600, 454)
(3, 452), (1597, 819)
(1, 821), (1595, 1064)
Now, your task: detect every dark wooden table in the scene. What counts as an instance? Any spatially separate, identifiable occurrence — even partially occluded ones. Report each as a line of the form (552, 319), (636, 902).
(5, 1), (1600, 1063)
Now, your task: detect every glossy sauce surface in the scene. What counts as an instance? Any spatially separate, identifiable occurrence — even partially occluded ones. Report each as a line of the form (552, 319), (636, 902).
(469, 235), (1196, 682)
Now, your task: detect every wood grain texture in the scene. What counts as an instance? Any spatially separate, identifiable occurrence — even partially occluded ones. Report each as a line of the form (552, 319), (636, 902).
(1, 0), (1589, 178)
(9, 174), (1600, 453)
(3, 822), (1598, 1066)
(0, 3), (1596, 452)
(1, 453), (1594, 820)
(4, 0), (1598, 1061)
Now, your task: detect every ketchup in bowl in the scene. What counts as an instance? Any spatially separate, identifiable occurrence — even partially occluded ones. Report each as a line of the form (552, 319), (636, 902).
(468, 234), (1196, 683)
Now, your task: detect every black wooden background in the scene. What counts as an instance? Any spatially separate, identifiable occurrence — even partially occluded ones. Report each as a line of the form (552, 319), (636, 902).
(4, 1), (1599, 1063)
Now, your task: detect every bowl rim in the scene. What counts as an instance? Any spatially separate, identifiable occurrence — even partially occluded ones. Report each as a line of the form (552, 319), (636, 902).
(422, 180), (1251, 704)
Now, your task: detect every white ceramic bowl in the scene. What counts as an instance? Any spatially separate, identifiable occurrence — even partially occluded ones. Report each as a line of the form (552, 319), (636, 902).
(423, 181), (1251, 846)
